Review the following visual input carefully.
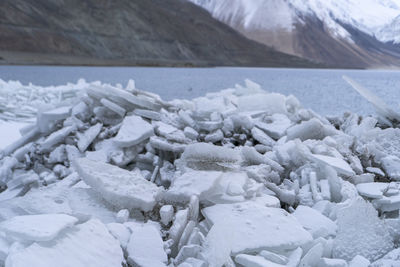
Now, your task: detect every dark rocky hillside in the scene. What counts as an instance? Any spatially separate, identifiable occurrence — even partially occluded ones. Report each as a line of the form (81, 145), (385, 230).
(0, 0), (318, 67)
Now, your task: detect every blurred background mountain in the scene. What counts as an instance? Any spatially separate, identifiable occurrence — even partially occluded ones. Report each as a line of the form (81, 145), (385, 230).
(1, 0), (400, 68)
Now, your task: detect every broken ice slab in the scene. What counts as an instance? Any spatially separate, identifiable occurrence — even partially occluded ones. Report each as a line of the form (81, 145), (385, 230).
(381, 156), (400, 181)
(255, 113), (292, 139)
(237, 93), (287, 114)
(343, 76), (400, 123)
(251, 127), (275, 146)
(87, 84), (161, 111)
(39, 125), (76, 152)
(100, 98), (126, 117)
(150, 136), (186, 153)
(77, 123), (102, 152)
(0, 214), (77, 242)
(113, 115), (154, 148)
(309, 154), (355, 176)
(356, 183), (389, 199)
(235, 254), (285, 267)
(133, 109), (161, 121)
(286, 118), (333, 141)
(293, 205), (337, 239)
(202, 202), (312, 254)
(36, 106), (71, 133)
(180, 143), (241, 171)
(127, 224), (167, 266)
(73, 158), (162, 212)
(163, 171), (222, 204)
(372, 194), (400, 212)
(6, 219), (124, 267)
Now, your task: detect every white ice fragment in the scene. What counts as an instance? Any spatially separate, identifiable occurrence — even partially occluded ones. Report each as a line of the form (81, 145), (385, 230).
(107, 222), (131, 249)
(381, 155), (400, 181)
(183, 127), (198, 140)
(259, 250), (288, 264)
(127, 224), (167, 265)
(0, 214), (77, 242)
(333, 199), (393, 261)
(356, 183), (388, 199)
(169, 209), (189, 255)
(370, 248), (400, 266)
(36, 106), (71, 133)
(310, 154), (355, 176)
(299, 242), (324, 267)
(293, 205), (337, 239)
(286, 118), (328, 141)
(366, 167), (385, 177)
(204, 129), (224, 143)
(113, 115), (154, 147)
(180, 143), (240, 171)
(349, 255), (370, 267)
(251, 127), (275, 146)
(164, 171), (222, 204)
(133, 109), (161, 121)
(343, 76), (400, 122)
(256, 114), (291, 139)
(202, 202), (312, 254)
(100, 98), (126, 117)
(77, 123), (102, 152)
(238, 93), (287, 114)
(160, 205), (174, 226)
(40, 125), (76, 152)
(201, 222), (233, 267)
(73, 158), (161, 212)
(319, 258), (348, 267)
(116, 209), (129, 223)
(150, 136), (186, 153)
(6, 219), (124, 267)
(235, 254), (285, 267)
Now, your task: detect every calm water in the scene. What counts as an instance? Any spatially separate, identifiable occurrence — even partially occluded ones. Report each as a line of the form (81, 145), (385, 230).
(0, 66), (399, 116)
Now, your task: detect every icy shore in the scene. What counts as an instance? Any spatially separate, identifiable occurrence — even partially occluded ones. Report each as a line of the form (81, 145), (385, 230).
(0, 78), (399, 266)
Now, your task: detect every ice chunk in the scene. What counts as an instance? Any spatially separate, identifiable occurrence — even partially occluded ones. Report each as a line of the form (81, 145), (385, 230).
(235, 254), (285, 267)
(40, 125), (76, 152)
(310, 154), (355, 176)
(73, 158), (161, 212)
(366, 167), (385, 177)
(238, 93), (287, 114)
(255, 114), (291, 139)
(180, 143), (241, 171)
(356, 183), (388, 199)
(183, 127), (198, 140)
(116, 209), (129, 223)
(160, 205), (174, 225)
(202, 202), (312, 254)
(381, 156), (400, 181)
(286, 118), (324, 141)
(0, 214), (77, 242)
(319, 258), (348, 267)
(107, 223), (130, 248)
(113, 115), (154, 147)
(259, 250), (288, 264)
(6, 219), (124, 267)
(251, 127), (275, 146)
(349, 255), (370, 267)
(77, 123), (102, 152)
(333, 199), (393, 261)
(370, 248), (400, 267)
(127, 224), (167, 265)
(293, 206), (337, 238)
(164, 171), (222, 204)
(201, 222), (233, 267)
(204, 129), (224, 143)
(100, 98), (126, 117)
(36, 106), (71, 133)
(299, 243), (324, 267)
(343, 76), (400, 122)
(150, 136), (186, 153)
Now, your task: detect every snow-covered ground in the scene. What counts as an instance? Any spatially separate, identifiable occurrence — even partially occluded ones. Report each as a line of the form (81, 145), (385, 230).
(0, 78), (400, 266)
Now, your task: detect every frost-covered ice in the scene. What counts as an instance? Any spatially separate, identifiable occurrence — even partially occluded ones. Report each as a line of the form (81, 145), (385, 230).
(0, 78), (399, 266)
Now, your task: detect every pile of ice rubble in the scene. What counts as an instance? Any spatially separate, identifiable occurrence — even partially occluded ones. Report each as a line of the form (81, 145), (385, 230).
(0, 79), (400, 267)
(0, 79), (88, 121)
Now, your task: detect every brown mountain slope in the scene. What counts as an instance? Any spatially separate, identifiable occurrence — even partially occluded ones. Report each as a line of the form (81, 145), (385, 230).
(0, 0), (318, 67)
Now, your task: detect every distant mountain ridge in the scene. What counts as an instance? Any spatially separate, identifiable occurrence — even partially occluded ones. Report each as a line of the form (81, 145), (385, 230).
(190, 0), (400, 68)
(0, 0), (316, 67)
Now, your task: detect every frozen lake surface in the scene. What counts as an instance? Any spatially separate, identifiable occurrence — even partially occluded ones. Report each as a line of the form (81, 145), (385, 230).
(1, 66), (399, 116)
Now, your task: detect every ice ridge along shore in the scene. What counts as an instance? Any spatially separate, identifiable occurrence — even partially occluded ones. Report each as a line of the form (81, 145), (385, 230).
(0, 78), (399, 266)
